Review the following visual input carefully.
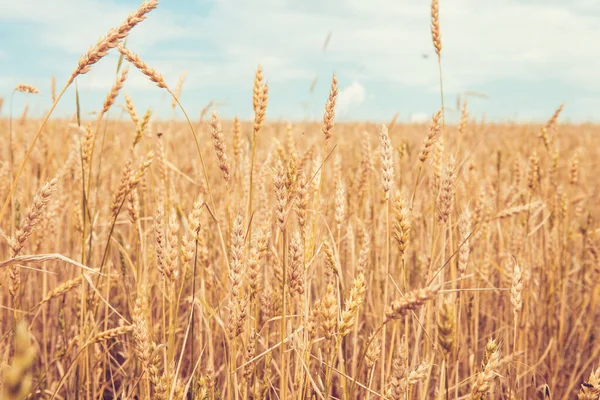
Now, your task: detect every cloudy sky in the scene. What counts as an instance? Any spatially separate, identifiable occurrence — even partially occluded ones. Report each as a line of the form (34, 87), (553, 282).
(0, 0), (598, 122)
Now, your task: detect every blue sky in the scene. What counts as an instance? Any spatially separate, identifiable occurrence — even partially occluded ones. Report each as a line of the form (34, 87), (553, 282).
(0, 0), (599, 122)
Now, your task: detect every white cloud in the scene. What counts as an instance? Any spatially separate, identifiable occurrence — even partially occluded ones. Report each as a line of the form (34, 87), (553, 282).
(0, 0), (190, 54)
(194, 0), (600, 91)
(1, 0), (599, 120)
(3, 0), (599, 93)
(337, 81), (366, 115)
(410, 113), (430, 123)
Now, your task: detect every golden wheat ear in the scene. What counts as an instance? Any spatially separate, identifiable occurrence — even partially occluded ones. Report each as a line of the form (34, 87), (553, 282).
(322, 74), (338, 142)
(14, 84), (40, 94)
(69, 0), (159, 82)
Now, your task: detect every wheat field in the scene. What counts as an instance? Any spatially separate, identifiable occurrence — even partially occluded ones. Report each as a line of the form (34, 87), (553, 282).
(1, 1), (599, 399)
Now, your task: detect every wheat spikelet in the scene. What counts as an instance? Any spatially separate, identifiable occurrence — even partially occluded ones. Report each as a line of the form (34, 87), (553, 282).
(124, 94), (139, 125)
(335, 178), (346, 231)
(228, 295), (248, 340)
(322, 74), (338, 141)
(132, 150), (154, 187)
(392, 191), (410, 257)
(180, 232), (194, 267)
(320, 281), (338, 341)
(511, 263), (523, 314)
(512, 159), (522, 187)
(256, 221), (271, 261)
(165, 210), (181, 282)
(527, 151), (540, 192)
(365, 332), (381, 369)
(117, 45), (167, 89)
(305, 302), (320, 340)
(273, 159), (287, 231)
(109, 160), (134, 218)
(357, 227), (370, 275)
(358, 132), (373, 202)
(458, 208), (472, 276)
(243, 330), (257, 381)
(322, 240), (339, 278)
(187, 195), (204, 242)
(494, 202), (542, 220)
(10, 177), (60, 258)
(437, 156), (455, 223)
(70, 0), (158, 81)
(14, 84), (39, 94)
(210, 110), (231, 183)
(233, 116), (242, 160)
(131, 319), (155, 378)
(295, 173), (309, 230)
(387, 352), (407, 400)
(253, 81), (268, 138)
(385, 286), (439, 321)
(459, 100), (469, 135)
(285, 123), (297, 158)
(379, 124), (394, 199)
(578, 368), (600, 400)
(286, 153), (298, 193)
(101, 66), (128, 115)
(252, 65), (264, 112)
(131, 285), (162, 397)
(546, 149), (559, 188)
(247, 247), (261, 299)
(134, 111), (153, 152)
(558, 191), (568, 221)
(171, 71), (187, 110)
(437, 301), (455, 355)
(89, 325), (134, 344)
(127, 188), (140, 226)
(570, 151), (580, 186)
(81, 123), (94, 168)
(430, 0), (442, 57)
(38, 275), (84, 307)
(546, 103), (565, 130)
(339, 272), (366, 337)
(386, 356), (431, 397)
(288, 231), (304, 296)
(539, 103), (564, 149)
(155, 205), (167, 280)
(406, 362), (430, 385)
(50, 76), (56, 102)
(419, 110), (442, 163)
(229, 213), (245, 299)
(470, 338), (501, 399)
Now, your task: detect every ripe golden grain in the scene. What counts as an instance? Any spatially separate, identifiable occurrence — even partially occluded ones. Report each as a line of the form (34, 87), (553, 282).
(1, 2), (598, 399)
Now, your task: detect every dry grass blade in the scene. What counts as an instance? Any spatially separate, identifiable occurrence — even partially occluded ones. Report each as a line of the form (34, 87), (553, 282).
(0, 254), (101, 275)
